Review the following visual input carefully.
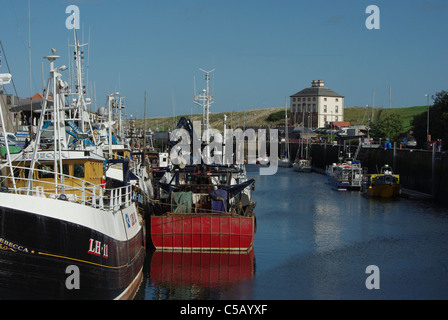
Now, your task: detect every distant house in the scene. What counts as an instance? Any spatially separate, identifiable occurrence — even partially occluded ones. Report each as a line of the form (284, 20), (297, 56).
(0, 90), (21, 132)
(332, 121), (350, 129)
(290, 80), (344, 129)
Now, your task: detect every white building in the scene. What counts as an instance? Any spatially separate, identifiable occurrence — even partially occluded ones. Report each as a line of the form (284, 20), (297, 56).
(290, 80), (344, 129)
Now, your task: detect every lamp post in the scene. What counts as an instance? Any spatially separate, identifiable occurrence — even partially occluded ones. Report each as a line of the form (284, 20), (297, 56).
(425, 94), (430, 143)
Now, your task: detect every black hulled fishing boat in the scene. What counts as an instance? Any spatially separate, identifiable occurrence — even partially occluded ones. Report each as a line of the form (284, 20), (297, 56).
(0, 33), (145, 299)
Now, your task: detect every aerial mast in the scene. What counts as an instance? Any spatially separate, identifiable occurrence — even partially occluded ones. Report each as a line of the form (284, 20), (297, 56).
(68, 14), (95, 144)
(194, 68), (215, 163)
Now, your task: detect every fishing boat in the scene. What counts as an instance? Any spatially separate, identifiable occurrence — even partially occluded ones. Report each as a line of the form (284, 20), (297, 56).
(149, 70), (257, 252)
(361, 164), (400, 198)
(293, 159), (312, 173)
(95, 94), (154, 207)
(326, 162), (340, 182)
(150, 164), (256, 252)
(331, 161), (363, 191)
(0, 44), (145, 299)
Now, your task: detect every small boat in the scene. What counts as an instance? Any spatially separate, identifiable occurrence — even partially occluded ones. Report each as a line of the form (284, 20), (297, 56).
(293, 159), (312, 173)
(278, 99), (292, 168)
(256, 153), (269, 165)
(361, 165), (400, 198)
(278, 157), (292, 168)
(293, 138), (311, 173)
(332, 161), (364, 191)
(326, 162), (340, 182)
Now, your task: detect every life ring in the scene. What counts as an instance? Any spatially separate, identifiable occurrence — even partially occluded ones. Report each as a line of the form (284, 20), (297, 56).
(100, 176), (106, 189)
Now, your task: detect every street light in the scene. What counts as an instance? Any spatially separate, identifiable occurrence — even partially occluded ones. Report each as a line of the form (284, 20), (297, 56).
(425, 93), (430, 142)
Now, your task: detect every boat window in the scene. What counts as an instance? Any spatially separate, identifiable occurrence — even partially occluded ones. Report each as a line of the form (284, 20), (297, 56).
(218, 175), (227, 184)
(74, 164), (85, 178)
(38, 165), (54, 179)
(22, 168), (29, 179)
(13, 167), (20, 178)
(63, 164), (69, 176)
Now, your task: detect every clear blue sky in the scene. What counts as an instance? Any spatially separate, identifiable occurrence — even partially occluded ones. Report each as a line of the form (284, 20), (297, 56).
(1, 0), (447, 118)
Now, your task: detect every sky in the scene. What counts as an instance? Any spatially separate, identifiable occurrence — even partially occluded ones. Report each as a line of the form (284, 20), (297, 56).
(0, 0), (447, 119)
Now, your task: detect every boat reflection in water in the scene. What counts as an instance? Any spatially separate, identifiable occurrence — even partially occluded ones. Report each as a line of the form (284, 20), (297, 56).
(149, 249), (255, 299)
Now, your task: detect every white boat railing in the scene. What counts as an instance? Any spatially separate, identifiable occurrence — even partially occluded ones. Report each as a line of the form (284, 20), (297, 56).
(0, 165), (133, 212)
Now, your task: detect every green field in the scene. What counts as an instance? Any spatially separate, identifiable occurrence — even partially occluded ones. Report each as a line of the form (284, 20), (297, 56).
(134, 107), (287, 131)
(135, 105), (427, 133)
(344, 105), (427, 131)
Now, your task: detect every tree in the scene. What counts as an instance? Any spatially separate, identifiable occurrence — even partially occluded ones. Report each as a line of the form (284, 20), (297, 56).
(370, 113), (403, 142)
(411, 90), (448, 148)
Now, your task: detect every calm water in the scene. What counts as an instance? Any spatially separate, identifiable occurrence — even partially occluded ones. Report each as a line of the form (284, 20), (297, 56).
(136, 165), (448, 300)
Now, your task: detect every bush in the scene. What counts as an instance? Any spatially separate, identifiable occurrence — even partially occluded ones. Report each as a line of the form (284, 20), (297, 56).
(267, 110), (290, 122)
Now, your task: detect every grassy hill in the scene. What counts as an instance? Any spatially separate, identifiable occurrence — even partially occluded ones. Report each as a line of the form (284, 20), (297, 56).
(344, 105), (427, 131)
(134, 107), (287, 131)
(135, 105), (426, 132)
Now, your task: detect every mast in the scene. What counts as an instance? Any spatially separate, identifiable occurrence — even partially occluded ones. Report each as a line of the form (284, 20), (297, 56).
(389, 86), (392, 108)
(194, 68), (215, 163)
(68, 14), (96, 145)
(27, 52), (68, 195)
(0, 71), (17, 191)
(28, 0), (33, 127)
(144, 91), (147, 145)
(285, 97), (289, 160)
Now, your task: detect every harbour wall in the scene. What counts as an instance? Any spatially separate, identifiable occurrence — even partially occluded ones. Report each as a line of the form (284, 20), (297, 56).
(307, 143), (448, 204)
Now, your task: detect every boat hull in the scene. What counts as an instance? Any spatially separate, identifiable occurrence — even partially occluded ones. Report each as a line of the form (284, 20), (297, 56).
(0, 194), (145, 300)
(293, 165), (311, 173)
(278, 159), (292, 168)
(362, 184), (400, 198)
(150, 214), (255, 252)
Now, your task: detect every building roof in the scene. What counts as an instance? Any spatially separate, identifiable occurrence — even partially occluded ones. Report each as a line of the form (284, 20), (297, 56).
(291, 80), (344, 98)
(27, 92), (45, 100)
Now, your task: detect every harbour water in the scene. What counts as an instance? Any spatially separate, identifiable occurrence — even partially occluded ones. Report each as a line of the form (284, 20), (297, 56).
(136, 165), (448, 300)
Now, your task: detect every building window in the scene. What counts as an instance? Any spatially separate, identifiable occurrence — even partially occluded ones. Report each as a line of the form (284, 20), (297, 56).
(324, 105), (327, 113)
(313, 97), (316, 101)
(293, 98), (296, 102)
(335, 116), (338, 121)
(336, 98), (339, 102)
(324, 116), (327, 123)
(313, 104), (316, 112)
(324, 98), (327, 101)
(308, 97), (311, 102)
(335, 106), (339, 113)
(308, 104), (311, 112)
(297, 98), (301, 102)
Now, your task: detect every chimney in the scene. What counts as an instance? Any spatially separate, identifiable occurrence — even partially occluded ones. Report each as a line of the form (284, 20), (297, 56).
(318, 80), (324, 87)
(311, 80), (318, 87)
